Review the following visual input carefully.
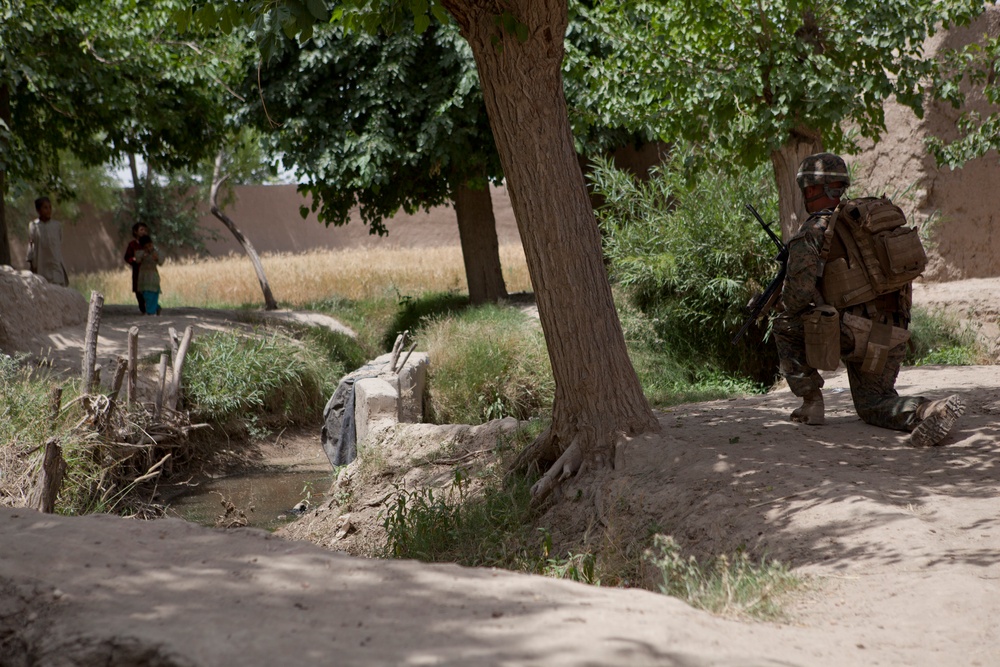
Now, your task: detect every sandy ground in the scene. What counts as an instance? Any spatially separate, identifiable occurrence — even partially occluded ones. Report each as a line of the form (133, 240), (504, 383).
(2, 279), (1000, 665)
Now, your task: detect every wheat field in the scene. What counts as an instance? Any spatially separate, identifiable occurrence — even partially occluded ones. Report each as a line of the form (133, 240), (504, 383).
(76, 245), (533, 308)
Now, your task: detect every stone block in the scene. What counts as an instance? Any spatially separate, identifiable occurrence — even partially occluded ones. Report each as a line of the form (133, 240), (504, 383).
(354, 377), (399, 444)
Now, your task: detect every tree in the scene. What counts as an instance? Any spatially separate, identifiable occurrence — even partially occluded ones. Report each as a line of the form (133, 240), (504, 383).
(0, 0), (229, 264)
(573, 1), (985, 239)
(247, 23), (508, 304)
(185, 0), (660, 502)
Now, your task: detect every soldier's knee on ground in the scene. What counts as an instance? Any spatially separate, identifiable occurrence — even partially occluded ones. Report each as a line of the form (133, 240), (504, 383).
(910, 394), (965, 447)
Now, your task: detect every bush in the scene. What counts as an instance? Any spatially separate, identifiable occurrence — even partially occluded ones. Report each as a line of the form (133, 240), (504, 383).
(418, 304), (554, 424)
(591, 149), (782, 386)
(182, 328), (341, 436)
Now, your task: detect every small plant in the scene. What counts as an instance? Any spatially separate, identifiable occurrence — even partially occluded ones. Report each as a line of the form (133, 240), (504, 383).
(536, 529), (599, 584)
(906, 307), (987, 366)
(644, 534), (800, 620)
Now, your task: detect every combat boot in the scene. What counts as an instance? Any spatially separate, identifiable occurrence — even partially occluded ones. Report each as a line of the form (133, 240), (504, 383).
(790, 390), (825, 425)
(910, 395), (965, 447)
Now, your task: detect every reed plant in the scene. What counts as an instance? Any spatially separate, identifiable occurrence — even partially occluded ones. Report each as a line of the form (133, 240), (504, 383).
(182, 327), (343, 437)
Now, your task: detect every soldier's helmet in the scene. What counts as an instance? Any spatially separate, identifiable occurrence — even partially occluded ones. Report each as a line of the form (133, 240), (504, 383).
(795, 153), (850, 190)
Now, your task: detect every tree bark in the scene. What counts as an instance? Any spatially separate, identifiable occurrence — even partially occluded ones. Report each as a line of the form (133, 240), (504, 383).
(443, 0), (659, 496)
(453, 180), (507, 305)
(0, 83), (12, 266)
(771, 127), (823, 241)
(210, 153), (278, 310)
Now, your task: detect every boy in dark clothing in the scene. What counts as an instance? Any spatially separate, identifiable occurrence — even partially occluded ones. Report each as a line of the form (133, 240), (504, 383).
(124, 223), (149, 314)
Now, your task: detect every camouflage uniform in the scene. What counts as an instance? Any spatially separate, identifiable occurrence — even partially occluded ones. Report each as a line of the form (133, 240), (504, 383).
(773, 208), (925, 432)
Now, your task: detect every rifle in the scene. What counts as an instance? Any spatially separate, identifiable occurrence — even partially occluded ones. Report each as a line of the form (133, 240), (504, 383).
(731, 204), (788, 345)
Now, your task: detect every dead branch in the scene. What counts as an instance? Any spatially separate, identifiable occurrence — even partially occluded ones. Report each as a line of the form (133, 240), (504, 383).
(210, 152), (279, 310)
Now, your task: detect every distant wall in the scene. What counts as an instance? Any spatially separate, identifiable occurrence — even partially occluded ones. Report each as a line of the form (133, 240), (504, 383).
(7, 184), (520, 276)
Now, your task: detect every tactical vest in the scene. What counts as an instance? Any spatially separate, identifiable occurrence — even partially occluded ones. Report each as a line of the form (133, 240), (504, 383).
(819, 197), (927, 310)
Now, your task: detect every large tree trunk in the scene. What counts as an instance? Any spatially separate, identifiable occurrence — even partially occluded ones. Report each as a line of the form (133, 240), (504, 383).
(771, 127), (823, 241)
(444, 0), (660, 501)
(453, 180), (507, 305)
(210, 153), (278, 311)
(0, 83), (12, 266)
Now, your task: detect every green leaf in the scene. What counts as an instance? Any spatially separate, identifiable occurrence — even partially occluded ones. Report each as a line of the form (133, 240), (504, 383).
(431, 4), (450, 25)
(172, 7), (192, 34)
(414, 13), (431, 34)
(306, 0), (329, 22)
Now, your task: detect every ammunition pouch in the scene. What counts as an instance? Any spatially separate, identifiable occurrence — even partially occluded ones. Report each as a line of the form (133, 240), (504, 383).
(842, 312), (910, 375)
(803, 305), (841, 371)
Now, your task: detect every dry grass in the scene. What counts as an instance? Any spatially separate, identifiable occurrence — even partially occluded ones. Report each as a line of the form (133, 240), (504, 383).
(77, 245), (532, 308)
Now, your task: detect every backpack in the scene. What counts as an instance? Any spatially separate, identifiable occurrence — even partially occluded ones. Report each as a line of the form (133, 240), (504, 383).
(819, 197), (927, 310)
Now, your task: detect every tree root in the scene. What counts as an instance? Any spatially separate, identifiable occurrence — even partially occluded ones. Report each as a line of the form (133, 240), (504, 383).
(516, 428), (630, 508)
(529, 435), (583, 507)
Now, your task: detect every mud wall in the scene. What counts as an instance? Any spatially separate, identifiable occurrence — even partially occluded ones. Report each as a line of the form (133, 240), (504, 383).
(852, 8), (1000, 282)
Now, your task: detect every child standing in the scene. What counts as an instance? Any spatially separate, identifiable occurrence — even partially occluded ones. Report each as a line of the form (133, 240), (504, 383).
(135, 234), (162, 316)
(123, 222), (149, 314)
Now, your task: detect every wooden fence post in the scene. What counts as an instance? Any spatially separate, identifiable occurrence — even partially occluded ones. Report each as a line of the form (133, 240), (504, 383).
(127, 326), (138, 405)
(29, 438), (66, 514)
(81, 291), (104, 393)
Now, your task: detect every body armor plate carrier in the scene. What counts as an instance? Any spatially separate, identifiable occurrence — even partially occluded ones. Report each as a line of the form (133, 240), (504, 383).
(820, 197), (927, 310)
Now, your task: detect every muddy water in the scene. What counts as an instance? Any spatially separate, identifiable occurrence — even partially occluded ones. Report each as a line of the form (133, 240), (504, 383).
(163, 470), (333, 532)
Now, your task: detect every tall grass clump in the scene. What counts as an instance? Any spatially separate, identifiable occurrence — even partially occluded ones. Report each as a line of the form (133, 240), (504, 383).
(591, 149), (781, 389)
(0, 355), (77, 507)
(0, 356), (122, 515)
(645, 534), (800, 620)
(615, 290), (766, 406)
(905, 307), (988, 366)
(182, 328), (341, 437)
(417, 304), (554, 424)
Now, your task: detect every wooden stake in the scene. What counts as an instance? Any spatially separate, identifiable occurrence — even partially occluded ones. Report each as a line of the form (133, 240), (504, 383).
(154, 352), (168, 421)
(102, 356), (128, 430)
(47, 386), (62, 424)
(168, 327), (180, 359)
(81, 291), (104, 392)
(127, 326), (138, 405)
(29, 438), (66, 514)
(167, 326), (193, 412)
